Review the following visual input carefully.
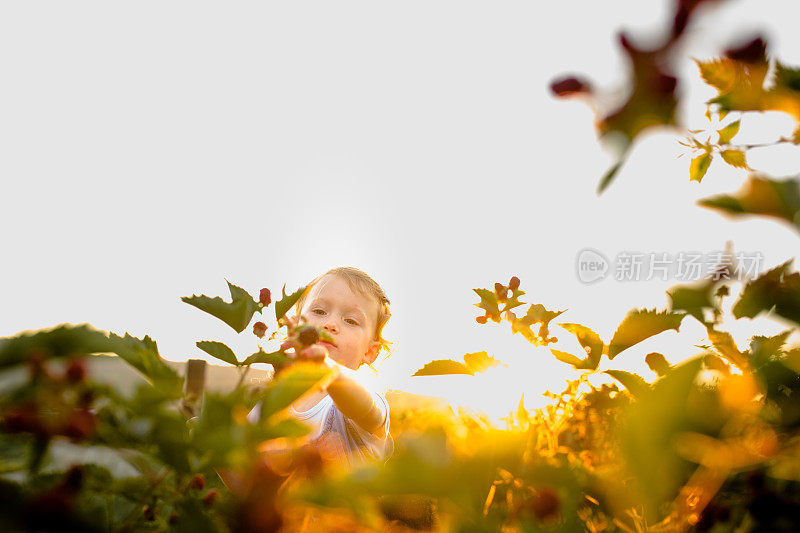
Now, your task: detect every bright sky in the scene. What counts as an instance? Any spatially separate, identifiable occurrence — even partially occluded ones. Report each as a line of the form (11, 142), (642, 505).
(2, 1), (799, 421)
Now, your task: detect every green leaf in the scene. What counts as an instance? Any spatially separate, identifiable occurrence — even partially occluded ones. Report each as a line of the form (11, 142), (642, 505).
(463, 351), (502, 373)
(689, 152), (712, 183)
(706, 326), (748, 369)
(242, 349), (291, 367)
(0, 324), (111, 369)
(733, 259), (800, 325)
(556, 323), (604, 370)
(608, 309), (686, 359)
(618, 357), (704, 521)
(604, 369), (650, 398)
(256, 363), (336, 421)
(275, 284), (307, 322)
(698, 175), (800, 232)
(252, 417), (312, 442)
(717, 119), (740, 144)
(412, 359), (475, 376)
(720, 149), (748, 169)
(550, 349), (588, 369)
(597, 160), (624, 195)
(196, 341), (238, 366)
(105, 332), (182, 395)
(182, 280), (260, 333)
(666, 279), (717, 324)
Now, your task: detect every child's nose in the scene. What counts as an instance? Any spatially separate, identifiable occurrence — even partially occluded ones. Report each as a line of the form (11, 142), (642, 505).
(322, 319), (338, 333)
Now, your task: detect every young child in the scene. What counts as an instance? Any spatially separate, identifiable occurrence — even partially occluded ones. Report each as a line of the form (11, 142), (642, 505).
(248, 266), (394, 470)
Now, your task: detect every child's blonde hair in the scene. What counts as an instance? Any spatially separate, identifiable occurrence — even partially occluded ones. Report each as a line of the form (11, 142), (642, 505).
(296, 267), (392, 355)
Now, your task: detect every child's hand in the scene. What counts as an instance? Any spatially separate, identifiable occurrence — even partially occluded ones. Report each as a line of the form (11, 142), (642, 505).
(280, 315), (333, 365)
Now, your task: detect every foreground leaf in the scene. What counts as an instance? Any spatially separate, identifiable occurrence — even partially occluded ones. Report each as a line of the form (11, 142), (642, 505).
(255, 363), (336, 421)
(605, 369), (650, 398)
(733, 259), (800, 325)
(689, 152), (713, 182)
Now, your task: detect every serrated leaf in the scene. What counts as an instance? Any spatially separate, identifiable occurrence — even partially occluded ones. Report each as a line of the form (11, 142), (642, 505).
(196, 341), (238, 366)
(256, 363), (337, 421)
(105, 332), (182, 394)
(463, 351), (502, 373)
(473, 288), (501, 322)
(604, 369), (650, 398)
(608, 309), (686, 359)
(698, 175), (800, 232)
(275, 284), (307, 322)
(720, 149), (748, 168)
(717, 119), (740, 144)
(182, 280), (260, 333)
(242, 349), (291, 367)
(689, 152), (712, 183)
(733, 259), (800, 325)
(550, 349), (588, 369)
(0, 323), (112, 368)
(667, 279), (716, 324)
(412, 359), (475, 377)
(706, 326), (748, 369)
(557, 323), (604, 369)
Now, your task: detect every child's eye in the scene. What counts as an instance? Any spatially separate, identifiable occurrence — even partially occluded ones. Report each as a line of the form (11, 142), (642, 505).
(312, 309), (326, 316)
(345, 318), (360, 326)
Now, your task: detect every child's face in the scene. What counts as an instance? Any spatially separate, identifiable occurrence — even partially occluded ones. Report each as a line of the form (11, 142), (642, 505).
(299, 274), (381, 370)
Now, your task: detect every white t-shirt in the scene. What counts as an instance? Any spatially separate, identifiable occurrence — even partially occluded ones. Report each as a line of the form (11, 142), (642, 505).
(248, 391), (393, 466)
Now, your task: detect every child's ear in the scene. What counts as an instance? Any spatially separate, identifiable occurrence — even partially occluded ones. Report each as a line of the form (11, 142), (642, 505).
(362, 341), (381, 366)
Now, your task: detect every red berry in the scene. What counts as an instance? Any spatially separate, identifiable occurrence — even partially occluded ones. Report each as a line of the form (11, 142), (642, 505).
(476, 316), (488, 324)
(297, 325), (320, 347)
(65, 359), (86, 384)
(725, 36), (767, 64)
(253, 321), (268, 339)
(509, 276), (520, 290)
(529, 487), (560, 521)
(188, 474), (205, 491)
(2, 403), (46, 436)
(259, 288), (272, 306)
(203, 489), (219, 508)
(61, 409), (97, 440)
(550, 76), (592, 97)
(168, 512), (179, 525)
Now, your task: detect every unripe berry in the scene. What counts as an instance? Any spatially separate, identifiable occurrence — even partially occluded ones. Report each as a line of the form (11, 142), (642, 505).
(203, 489), (219, 508)
(476, 316), (488, 324)
(297, 325), (320, 347)
(259, 288), (272, 306)
(509, 276), (520, 290)
(253, 321), (268, 339)
(494, 283), (507, 298)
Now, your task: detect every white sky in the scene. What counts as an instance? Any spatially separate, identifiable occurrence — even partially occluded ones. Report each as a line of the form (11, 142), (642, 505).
(2, 1), (799, 421)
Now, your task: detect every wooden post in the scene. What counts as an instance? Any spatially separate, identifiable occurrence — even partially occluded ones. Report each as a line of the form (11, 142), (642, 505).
(180, 359), (207, 419)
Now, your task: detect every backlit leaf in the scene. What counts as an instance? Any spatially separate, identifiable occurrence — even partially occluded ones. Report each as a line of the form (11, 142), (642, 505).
(604, 369), (650, 398)
(275, 284), (307, 322)
(255, 363), (337, 421)
(182, 280), (260, 333)
(555, 323), (604, 370)
(473, 288), (501, 323)
(698, 175), (800, 232)
(608, 309), (686, 359)
(413, 359), (475, 377)
(717, 119), (740, 144)
(242, 349), (291, 367)
(463, 351), (502, 373)
(689, 152), (712, 182)
(720, 149), (748, 168)
(196, 341), (238, 366)
(733, 259), (800, 325)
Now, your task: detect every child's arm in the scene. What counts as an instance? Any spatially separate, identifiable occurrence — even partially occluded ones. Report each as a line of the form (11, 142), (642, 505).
(324, 361), (388, 438)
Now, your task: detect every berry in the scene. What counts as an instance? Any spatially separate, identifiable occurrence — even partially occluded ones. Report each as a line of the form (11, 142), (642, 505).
(61, 409), (97, 440)
(188, 474), (205, 491)
(494, 283), (506, 298)
(550, 76), (592, 97)
(2, 403), (46, 436)
(65, 359), (86, 384)
(203, 489), (219, 508)
(168, 512), (179, 525)
(259, 288), (272, 306)
(253, 321), (268, 339)
(725, 36), (767, 64)
(143, 506), (156, 521)
(476, 316), (488, 324)
(297, 325), (320, 347)
(509, 276), (520, 290)
(529, 487), (560, 521)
